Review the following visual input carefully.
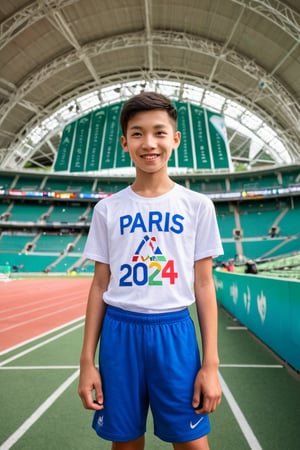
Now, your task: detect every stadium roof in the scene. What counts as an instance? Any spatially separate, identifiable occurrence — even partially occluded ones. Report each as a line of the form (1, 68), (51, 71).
(0, 0), (299, 172)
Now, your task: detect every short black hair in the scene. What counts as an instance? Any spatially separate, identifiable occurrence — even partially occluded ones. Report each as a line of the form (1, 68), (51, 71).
(120, 91), (178, 135)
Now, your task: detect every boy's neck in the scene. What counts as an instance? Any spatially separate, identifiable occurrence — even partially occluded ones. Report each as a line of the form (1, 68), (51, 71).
(131, 174), (175, 198)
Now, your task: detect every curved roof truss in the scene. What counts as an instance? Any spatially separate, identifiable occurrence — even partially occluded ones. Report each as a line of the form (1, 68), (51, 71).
(0, 0), (299, 171)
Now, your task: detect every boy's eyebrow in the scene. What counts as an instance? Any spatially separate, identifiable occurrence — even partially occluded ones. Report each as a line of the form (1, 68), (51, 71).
(128, 123), (169, 130)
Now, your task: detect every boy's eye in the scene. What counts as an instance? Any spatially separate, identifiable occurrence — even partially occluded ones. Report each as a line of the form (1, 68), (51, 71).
(130, 130), (167, 137)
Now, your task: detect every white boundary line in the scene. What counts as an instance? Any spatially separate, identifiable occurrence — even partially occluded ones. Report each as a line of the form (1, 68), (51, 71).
(1, 303), (84, 332)
(1, 368), (263, 450)
(0, 369), (79, 450)
(220, 364), (283, 368)
(0, 299), (82, 322)
(1, 319), (84, 448)
(0, 365), (80, 370)
(0, 322), (83, 367)
(0, 315), (264, 449)
(0, 363), (283, 370)
(226, 326), (248, 330)
(0, 316), (85, 356)
(219, 372), (263, 450)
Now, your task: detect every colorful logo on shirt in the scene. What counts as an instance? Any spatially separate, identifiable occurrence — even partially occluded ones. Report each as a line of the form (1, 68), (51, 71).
(132, 235), (164, 262)
(119, 234), (178, 286)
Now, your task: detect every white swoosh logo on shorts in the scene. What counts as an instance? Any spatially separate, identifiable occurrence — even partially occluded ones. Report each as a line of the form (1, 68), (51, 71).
(190, 416), (204, 429)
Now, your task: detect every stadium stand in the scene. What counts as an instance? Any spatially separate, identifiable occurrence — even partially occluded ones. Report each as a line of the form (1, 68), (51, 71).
(0, 234), (34, 252)
(7, 203), (49, 222)
(47, 205), (88, 222)
(0, 165), (299, 276)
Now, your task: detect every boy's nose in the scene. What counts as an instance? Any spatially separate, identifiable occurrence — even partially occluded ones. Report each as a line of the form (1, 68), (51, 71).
(142, 135), (157, 149)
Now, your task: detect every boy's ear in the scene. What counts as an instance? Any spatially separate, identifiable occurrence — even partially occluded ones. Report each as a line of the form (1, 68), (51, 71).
(120, 135), (128, 152)
(173, 131), (181, 149)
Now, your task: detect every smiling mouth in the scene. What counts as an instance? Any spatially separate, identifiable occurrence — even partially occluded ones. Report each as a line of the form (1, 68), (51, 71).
(141, 154), (159, 160)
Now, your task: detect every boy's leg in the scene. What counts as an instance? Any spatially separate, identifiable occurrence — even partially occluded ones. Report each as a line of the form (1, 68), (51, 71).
(96, 307), (148, 442)
(173, 435), (209, 450)
(112, 436), (145, 450)
(148, 310), (210, 444)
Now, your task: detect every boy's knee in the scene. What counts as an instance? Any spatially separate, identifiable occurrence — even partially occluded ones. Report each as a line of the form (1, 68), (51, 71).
(112, 435), (145, 450)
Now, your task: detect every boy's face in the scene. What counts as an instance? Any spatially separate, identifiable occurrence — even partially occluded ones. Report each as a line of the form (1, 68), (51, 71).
(120, 109), (181, 174)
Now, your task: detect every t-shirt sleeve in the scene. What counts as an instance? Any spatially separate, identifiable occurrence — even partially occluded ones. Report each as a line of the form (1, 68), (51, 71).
(83, 203), (109, 263)
(194, 197), (223, 261)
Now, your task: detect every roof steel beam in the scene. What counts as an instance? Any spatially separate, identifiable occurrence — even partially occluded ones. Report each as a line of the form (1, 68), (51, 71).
(208, 4), (246, 83)
(144, 0), (153, 71)
(46, 9), (101, 84)
(1, 0), (298, 53)
(0, 31), (298, 148)
(232, 0), (300, 41)
(0, 31), (298, 122)
(0, 0), (79, 51)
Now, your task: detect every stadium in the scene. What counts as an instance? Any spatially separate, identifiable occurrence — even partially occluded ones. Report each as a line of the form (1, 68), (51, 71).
(0, 1), (300, 449)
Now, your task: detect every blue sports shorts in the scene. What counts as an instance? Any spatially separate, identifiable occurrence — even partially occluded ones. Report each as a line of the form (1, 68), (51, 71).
(92, 305), (210, 443)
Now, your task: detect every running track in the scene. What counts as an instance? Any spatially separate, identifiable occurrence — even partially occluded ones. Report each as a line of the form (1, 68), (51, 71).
(0, 278), (91, 352)
(1, 277), (300, 450)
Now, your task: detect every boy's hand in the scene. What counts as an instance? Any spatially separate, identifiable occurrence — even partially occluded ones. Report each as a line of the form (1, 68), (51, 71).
(78, 364), (104, 410)
(192, 366), (222, 414)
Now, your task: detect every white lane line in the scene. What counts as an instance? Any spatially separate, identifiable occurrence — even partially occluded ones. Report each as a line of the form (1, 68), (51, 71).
(0, 302), (84, 332)
(0, 296), (83, 321)
(0, 364), (283, 371)
(220, 364), (283, 368)
(0, 369), (79, 450)
(0, 291), (82, 314)
(0, 365), (80, 370)
(0, 316), (84, 356)
(0, 322), (83, 366)
(219, 372), (263, 450)
(226, 326), (248, 330)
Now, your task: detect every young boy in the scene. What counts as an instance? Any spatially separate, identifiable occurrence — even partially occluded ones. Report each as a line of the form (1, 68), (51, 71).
(78, 91), (223, 450)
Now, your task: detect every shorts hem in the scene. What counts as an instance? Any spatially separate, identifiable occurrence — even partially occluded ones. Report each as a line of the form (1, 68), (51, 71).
(154, 423), (211, 443)
(93, 430), (145, 443)
(92, 423), (146, 443)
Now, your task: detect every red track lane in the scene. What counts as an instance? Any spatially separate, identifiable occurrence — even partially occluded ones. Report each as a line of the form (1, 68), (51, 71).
(0, 277), (92, 352)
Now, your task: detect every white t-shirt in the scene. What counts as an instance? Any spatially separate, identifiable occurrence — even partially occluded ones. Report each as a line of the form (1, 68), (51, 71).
(84, 184), (223, 313)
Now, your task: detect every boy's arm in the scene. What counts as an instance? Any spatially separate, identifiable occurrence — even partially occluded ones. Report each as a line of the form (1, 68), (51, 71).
(193, 256), (222, 414)
(78, 261), (110, 410)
